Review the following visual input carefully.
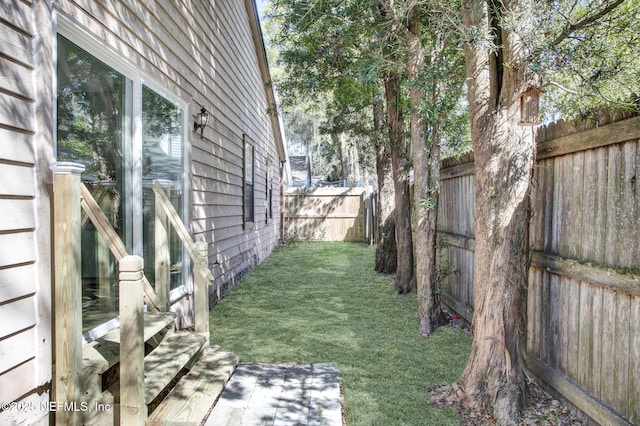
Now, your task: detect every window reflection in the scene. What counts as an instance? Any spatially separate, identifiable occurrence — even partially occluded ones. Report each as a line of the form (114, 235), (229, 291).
(56, 37), (185, 334)
(142, 86), (184, 291)
(57, 36), (130, 330)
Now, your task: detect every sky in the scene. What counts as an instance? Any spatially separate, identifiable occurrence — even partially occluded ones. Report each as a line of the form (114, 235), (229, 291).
(256, 0), (268, 15)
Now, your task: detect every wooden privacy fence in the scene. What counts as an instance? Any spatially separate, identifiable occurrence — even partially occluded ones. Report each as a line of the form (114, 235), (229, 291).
(284, 187), (374, 242)
(438, 112), (640, 426)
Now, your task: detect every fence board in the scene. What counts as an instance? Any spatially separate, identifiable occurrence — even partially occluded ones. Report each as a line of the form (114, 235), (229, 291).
(551, 157), (563, 254)
(605, 144), (623, 267)
(630, 296), (640, 423)
(438, 112), (640, 425)
(526, 268), (539, 355)
(549, 274), (562, 369)
(536, 115), (640, 160)
(635, 140), (640, 269)
(591, 285), (604, 399)
(570, 153), (585, 258)
(566, 279), (580, 379)
(600, 289), (617, 408)
(577, 282), (594, 392)
(621, 142), (638, 269)
(529, 165), (544, 251)
(614, 294), (631, 418)
(540, 271), (550, 364)
(284, 188), (368, 242)
(580, 149), (599, 262)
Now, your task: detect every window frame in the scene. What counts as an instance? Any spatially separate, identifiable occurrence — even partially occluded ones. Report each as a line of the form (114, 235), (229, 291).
(243, 135), (255, 227)
(266, 158), (273, 223)
(55, 13), (192, 308)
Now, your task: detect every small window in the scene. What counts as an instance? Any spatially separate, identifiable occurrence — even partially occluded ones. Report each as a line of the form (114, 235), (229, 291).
(244, 135), (255, 225)
(266, 159), (273, 222)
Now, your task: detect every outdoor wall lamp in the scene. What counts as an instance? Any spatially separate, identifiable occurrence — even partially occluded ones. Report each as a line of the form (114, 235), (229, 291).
(193, 106), (209, 138)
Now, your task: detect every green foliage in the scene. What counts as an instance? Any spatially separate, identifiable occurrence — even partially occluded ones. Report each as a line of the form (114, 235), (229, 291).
(267, 0), (395, 178)
(210, 242), (471, 425)
(268, 0), (472, 177)
(420, 196), (436, 211)
(57, 36), (125, 180)
(525, 0), (640, 118)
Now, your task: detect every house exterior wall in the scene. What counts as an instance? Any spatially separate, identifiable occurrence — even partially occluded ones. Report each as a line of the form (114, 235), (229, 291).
(0, 1), (283, 423)
(0, 1), (52, 424)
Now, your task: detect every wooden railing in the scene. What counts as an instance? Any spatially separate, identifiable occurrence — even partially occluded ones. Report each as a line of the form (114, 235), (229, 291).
(152, 181), (214, 336)
(80, 183), (162, 313)
(51, 162), (214, 425)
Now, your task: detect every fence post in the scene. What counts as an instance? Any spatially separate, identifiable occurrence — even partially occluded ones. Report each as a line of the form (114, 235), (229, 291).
(194, 241), (210, 344)
(119, 255), (146, 425)
(51, 162), (84, 426)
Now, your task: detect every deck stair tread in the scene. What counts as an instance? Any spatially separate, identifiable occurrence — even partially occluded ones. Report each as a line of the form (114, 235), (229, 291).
(144, 332), (208, 405)
(82, 312), (177, 376)
(146, 349), (239, 425)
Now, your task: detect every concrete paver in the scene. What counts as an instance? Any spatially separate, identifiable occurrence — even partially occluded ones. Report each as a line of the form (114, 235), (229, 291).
(205, 363), (342, 426)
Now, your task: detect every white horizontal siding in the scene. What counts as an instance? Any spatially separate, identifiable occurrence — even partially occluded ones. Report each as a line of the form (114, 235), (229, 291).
(0, 21), (32, 66)
(0, 163), (35, 197)
(0, 328), (36, 375)
(0, 0), (40, 408)
(0, 129), (35, 164)
(0, 264), (37, 304)
(0, 199), (36, 231)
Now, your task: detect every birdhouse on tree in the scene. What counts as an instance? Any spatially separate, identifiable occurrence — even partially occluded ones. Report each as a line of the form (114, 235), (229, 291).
(519, 86), (543, 126)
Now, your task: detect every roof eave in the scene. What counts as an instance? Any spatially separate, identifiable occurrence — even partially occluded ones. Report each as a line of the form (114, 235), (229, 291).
(244, 0), (287, 163)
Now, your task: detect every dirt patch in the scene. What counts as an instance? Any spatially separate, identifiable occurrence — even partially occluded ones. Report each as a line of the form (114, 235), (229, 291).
(428, 380), (584, 425)
(459, 387), (585, 425)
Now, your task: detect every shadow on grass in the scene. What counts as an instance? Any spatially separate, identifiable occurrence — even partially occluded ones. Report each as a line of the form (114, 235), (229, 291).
(209, 242), (472, 426)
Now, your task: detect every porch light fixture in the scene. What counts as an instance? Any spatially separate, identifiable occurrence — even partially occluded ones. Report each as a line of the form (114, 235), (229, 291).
(193, 106), (209, 138)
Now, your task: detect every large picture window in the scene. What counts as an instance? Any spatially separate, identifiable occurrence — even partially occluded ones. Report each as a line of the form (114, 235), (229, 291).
(56, 35), (185, 335)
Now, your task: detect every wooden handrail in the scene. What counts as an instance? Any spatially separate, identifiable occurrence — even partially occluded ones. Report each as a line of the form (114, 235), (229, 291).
(152, 181), (214, 283)
(80, 183), (161, 313)
(80, 184), (109, 229)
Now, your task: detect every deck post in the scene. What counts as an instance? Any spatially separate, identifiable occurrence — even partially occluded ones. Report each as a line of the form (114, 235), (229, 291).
(194, 241), (210, 342)
(154, 184), (170, 311)
(119, 255), (146, 425)
(51, 162), (85, 426)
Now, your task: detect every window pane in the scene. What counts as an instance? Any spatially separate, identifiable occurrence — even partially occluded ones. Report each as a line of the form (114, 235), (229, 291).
(141, 86), (184, 291)
(56, 36), (131, 331)
(244, 142), (254, 222)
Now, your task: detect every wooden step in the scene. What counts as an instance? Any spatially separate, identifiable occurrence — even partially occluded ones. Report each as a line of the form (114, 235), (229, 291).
(146, 349), (239, 426)
(144, 332), (208, 405)
(82, 312), (177, 376)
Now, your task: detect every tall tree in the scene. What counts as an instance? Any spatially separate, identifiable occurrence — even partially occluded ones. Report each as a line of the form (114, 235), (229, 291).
(373, 90), (398, 274)
(269, 0), (414, 288)
(376, 0), (467, 324)
(429, 0), (632, 422)
(372, 1), (415, 293)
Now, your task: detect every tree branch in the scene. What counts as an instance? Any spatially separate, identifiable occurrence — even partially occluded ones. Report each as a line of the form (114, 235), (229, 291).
(548, 0), (626, 48)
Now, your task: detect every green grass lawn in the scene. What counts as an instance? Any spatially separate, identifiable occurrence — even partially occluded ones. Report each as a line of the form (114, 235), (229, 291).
(209, 242), (472, 425)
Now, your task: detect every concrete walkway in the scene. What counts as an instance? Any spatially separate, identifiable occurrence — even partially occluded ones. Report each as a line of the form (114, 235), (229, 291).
(205, 363), (342, 426)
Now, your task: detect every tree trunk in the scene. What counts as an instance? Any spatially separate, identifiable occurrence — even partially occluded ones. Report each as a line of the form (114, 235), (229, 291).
(384, 75), (414, 294)
(457, 0), (536, 422)
(373, 92), (397, 274)
(407, 19), (443, 335)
